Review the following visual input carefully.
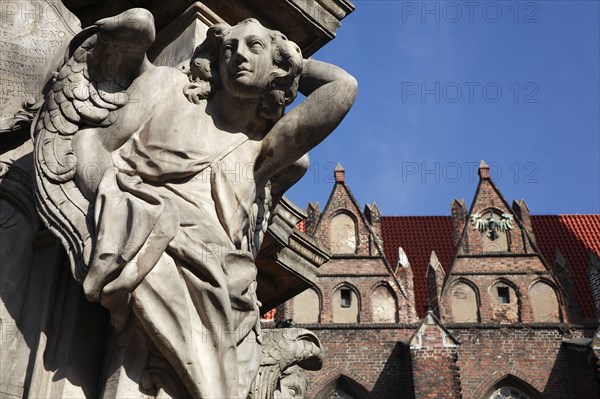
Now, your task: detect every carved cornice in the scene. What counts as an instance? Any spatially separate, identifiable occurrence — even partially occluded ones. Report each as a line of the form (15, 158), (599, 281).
(257, 198), (331, 312)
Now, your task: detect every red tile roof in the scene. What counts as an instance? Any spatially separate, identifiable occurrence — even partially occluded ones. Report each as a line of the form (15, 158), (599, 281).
(531, 215), (600, 320)
(381, 216), (455, 317)
(381, 215), (600, 319)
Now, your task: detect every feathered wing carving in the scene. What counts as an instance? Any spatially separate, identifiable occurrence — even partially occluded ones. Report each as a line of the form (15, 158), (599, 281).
(471, 212), (486, 232)
(249, 328), (324, 399)
(498, 213), (514, 232)
(33, 8), (156, 282)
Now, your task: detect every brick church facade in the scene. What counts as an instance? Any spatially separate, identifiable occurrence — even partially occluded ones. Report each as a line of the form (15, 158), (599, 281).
(271, 161), (600, 399)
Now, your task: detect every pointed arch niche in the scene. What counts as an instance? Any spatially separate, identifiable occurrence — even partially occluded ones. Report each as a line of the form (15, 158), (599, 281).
(449, 280), (480, 322)
(314, 375), (371, 399)
(292, 287), (320, 323)
(489, 279), (521, 323)
(330, 212), (357, 254)
(371, 284), (398, 323)
(529, 280), (561, 322)
(482, 374), (543, 399)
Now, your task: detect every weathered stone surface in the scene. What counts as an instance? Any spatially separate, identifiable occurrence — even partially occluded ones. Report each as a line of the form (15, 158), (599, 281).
(249, 328), (323, 399)
(29, 7), (356, 398)
(0, 1), (356, 397)
(0, 0), (80, 134)
(60, 0), (354, 57)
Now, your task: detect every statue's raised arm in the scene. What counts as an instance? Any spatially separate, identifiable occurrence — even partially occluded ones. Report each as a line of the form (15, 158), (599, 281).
(256, 58), (357, 185)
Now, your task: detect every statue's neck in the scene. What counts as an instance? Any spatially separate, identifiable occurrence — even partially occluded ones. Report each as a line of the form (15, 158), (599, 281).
(207, 90), (268, 135)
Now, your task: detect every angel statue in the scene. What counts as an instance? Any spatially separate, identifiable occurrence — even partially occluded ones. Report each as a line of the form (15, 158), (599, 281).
(33, 8), (357, 399)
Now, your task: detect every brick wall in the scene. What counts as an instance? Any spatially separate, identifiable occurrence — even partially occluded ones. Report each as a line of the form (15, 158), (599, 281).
(441, 267), (567, 324)
(286, 167), (600, 399)
(311, 183), (377, 257)
(451, 326), (590, 399)
(277, 324), (597, 399)
(411, 349), (461, 399)
(287, 273), (412, 324)
(409, 313), (462, 399)
(589, 254), (600, 320)
(301, 327), (415, 399)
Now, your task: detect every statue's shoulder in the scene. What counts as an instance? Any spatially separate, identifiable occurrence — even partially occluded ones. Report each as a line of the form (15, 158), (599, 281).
(139, 65), (189, 85)
(132, 66), (191, 108)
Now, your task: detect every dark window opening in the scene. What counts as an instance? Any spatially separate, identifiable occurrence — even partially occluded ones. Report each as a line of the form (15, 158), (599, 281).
(340, 289), (352, 308)
(497, 287), (510, 304)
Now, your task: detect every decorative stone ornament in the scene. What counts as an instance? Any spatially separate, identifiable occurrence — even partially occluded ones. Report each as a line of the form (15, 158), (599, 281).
(471, 210), (514, 241)
(32, 8), (356, 399)
(249, 328), (323, 399)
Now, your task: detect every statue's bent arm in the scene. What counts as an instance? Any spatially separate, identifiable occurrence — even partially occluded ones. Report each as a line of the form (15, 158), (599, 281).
(255, 59), (357, 185)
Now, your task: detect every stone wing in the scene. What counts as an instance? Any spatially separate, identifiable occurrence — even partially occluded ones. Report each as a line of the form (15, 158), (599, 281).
(33, 9), (156, 282)
(498, 213), (514, 233)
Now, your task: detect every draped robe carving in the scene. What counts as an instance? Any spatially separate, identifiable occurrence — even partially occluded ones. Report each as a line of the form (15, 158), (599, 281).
(33, 8), (357, 398)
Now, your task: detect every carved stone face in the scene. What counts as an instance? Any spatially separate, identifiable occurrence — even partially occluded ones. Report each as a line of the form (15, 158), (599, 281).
(274, 366), (307, 399)
(219, 21), (274, 99)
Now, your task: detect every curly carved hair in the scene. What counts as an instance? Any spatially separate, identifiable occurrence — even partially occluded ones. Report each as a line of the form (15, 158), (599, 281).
(184, 19), (303, 120)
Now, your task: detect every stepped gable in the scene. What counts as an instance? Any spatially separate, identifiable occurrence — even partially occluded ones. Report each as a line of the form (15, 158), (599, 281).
(531, 214), (600, 320)
(379, 215), (600, 319)
(381, 216), (455, 317)
(300, 162), (599, 320)
(310, 163), (385, 260)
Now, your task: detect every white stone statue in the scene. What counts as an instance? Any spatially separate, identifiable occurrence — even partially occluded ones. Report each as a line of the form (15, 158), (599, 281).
(33, 8), (356, 398)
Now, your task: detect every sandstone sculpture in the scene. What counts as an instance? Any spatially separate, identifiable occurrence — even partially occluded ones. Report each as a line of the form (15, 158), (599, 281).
(249, 328), (323, 399)
(33, 8), (356, 398)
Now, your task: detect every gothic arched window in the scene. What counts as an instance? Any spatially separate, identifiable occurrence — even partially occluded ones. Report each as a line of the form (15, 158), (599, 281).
(489, 387), (532, 399)
(332, 285), (359, 323)
(328, 389), (356, 399)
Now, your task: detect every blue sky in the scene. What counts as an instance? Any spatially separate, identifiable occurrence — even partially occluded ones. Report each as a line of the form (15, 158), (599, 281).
(286, 0), (600, 216)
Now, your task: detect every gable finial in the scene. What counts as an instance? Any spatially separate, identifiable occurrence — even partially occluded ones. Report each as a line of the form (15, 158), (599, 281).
(478, 160), (490, 179)
(334, 162), (345, 182)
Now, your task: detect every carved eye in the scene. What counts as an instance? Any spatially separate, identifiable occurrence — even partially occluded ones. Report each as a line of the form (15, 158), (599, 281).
(249, 40), (265, 52)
